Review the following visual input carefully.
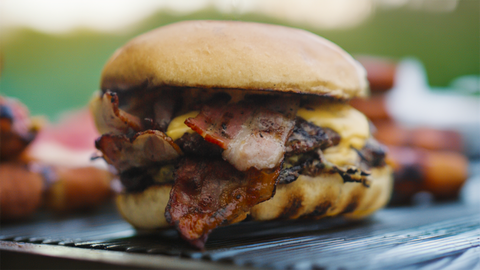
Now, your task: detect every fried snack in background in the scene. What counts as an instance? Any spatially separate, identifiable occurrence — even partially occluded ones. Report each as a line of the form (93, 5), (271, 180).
(27, 108), (114, 212)
(0, 162), (44, 220)
(352, 57), (469, 204)
(387, 147), (468, 202)
(373, 120), (464, 153)
(355, 56), (396, 93)
(349, 95), (391, 121)
(0, 96), (41, 161)
(0, 96), (44, 220)
(0, 95), (114, 221)
(44, 166), (112, 212)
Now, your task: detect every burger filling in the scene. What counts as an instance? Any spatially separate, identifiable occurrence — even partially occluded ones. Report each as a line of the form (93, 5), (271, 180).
(92, 88), (386, 248)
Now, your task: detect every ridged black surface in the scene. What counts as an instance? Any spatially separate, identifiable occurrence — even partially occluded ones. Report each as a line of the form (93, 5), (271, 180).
(1, 202), (479, 270)
(2, 161), (479, 269)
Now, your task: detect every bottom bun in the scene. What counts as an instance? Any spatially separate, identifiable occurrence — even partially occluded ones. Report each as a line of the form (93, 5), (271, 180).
(116, 166), (392, 229)
(116, 184), (172, 229)
(250, 165), (393, 220)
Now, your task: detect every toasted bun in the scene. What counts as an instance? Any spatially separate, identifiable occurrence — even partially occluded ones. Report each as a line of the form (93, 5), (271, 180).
(116, 166), (392, 229)
(116, 184), (172, 229)
(251, 165), (393, 220)
(101, 21), (368, 99)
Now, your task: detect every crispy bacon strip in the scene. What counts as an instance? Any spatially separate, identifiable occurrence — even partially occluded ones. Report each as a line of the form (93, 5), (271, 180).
(165, 157), (281, 249)
(90, 91), (142, 135)
(95, 130), (182, 173)
(185, 96), (299, 171)
(0, 96), (38, 161)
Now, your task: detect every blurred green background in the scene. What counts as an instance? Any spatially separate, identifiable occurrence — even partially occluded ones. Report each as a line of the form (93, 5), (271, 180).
(1, 0), (478, 119)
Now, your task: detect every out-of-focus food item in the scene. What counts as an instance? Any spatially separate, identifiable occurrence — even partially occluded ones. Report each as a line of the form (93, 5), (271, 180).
(0, 96), (40, 161)
(0, 96), (43, 220)
(352, 56), (468, 203)
(350, 95), (391, 121)
(350, 56), (396, 126)
(93, 21), (393, 248)
(351, 93), (464, 153)
(356, 56), (396, 93)
(26, 109), (106, 168)
(27, 109), (114, 213)
(387, 146), (468, 202)
(0, 95), (113, 220)
(409, 127), (463, 153)
(373, 121), (464, 153)
(45, 166), (113, 212)
(0, 163), (44, 220)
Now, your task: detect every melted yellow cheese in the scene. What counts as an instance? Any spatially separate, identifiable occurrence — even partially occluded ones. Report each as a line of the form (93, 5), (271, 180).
(166, 103), (369, 166)
(166, 111), (199, 140)
(322, 145), (361, 167)
(297, 103), (369, 149)
(297, 103), (369, 166)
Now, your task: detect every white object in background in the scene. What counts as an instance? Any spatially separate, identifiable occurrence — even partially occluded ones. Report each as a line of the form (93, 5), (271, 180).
(386, 58), (480, 156)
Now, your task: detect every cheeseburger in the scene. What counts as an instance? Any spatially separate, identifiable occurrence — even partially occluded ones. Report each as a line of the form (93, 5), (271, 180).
(91, 21), (392, 249)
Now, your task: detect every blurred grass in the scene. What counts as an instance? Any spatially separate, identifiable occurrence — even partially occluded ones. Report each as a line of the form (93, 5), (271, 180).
(0, 0), (478, 119)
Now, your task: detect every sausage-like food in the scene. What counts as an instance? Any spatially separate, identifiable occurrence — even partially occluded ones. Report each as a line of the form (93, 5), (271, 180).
(0, 163), (43, 220)
(45, 166), (113, 212)
(387, 146), (468, 203)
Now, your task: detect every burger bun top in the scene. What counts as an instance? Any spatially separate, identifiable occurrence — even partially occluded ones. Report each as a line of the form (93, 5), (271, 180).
(101, 20), (368, 99)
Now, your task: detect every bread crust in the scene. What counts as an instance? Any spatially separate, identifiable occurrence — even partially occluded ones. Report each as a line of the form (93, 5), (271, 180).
(115, 166), (392, 229)
(251, 166), (393, 220)
(101, 21), (367, 99)
(116, 184), (172, 229)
